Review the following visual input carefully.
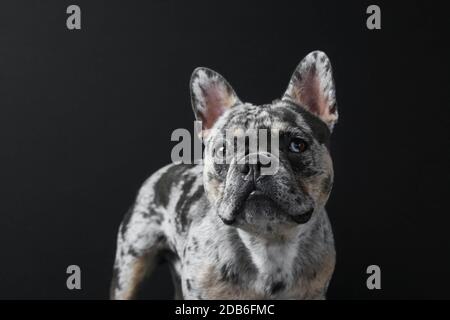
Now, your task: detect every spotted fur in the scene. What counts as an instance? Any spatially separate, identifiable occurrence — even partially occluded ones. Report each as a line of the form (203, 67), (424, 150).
(111, 51), (338, 300)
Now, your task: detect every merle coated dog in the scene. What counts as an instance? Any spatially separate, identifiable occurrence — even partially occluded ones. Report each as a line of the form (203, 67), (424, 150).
(111, 51), (338, 299)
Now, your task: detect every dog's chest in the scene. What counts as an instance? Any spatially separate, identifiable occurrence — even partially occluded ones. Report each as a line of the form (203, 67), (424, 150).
(239, 232), (299, 293)
(179, 227), (330, 300)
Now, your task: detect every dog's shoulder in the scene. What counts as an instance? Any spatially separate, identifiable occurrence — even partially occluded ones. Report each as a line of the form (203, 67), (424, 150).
(135, 163), (199, 209)
(134, 163), (208, 233)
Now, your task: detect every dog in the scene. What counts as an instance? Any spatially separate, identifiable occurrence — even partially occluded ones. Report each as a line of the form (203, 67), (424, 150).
(111, 50), (338, 300)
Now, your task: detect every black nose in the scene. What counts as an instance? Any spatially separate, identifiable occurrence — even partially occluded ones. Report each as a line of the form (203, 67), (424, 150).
(238, 152), (274, 180)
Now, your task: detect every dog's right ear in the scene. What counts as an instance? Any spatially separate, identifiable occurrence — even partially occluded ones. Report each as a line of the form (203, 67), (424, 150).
(282, 51), (338, 131)
(190, 68), (240, 133)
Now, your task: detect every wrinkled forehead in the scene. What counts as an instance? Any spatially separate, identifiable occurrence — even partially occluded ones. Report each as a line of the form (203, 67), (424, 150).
(210, 101), (330, 144)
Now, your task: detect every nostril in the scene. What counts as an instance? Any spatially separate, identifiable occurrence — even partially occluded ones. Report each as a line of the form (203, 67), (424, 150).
(239, 164), (250, 174)
(220, 216), (236, 225)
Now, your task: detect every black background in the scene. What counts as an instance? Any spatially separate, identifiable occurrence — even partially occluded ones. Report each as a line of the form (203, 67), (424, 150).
(0, 0), (449, 299)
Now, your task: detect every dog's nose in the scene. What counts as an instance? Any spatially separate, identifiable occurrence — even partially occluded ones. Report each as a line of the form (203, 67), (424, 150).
(238, 152), (274, 179)
(238, 163), (250, 174)
(238, 162), (261, 179)
(237, 152), (277, 181)
(238, 162), (258, 174)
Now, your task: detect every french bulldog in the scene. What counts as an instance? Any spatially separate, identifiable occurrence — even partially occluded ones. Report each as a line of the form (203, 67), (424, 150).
(111, 50), (338, 300)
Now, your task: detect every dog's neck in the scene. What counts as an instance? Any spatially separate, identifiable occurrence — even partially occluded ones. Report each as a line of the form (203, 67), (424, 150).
(237, 229), (299, 276)
(234, 210), (323, 277)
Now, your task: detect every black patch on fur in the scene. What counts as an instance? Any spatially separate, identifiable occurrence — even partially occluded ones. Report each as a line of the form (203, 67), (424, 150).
(220, 263), (240, 284)
(285, 148), (320, 178)
(192, 237), (199, 251)
(276, 107), (298, 127)
(283, 102), (331, 147)
(141, 206), (161, 219)
(163, 248), (180, 265)
(270, 281), (286, 295)
(154, 164), (195, 208)
(129, 247), (139, 257)
(175, 175), (196, 222)
(174, 180), (205, 234)
(186, 279), (192, 291)
(156, 234), (166, 243)
(299, 110), (331, 147)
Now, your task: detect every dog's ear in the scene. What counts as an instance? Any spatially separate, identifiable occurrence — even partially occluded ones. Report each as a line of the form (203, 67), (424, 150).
(282, 51), (338, 130)
(190, 67), (240, 132)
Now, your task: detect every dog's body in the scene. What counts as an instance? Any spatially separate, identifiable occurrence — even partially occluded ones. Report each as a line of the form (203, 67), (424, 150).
(111, 51), (339, 300)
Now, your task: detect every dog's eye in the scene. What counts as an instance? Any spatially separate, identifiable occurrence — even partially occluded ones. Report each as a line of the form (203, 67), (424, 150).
(216, 146), (225, 156)
(289, 138), (307, 153)
(214, 145), (227, 162)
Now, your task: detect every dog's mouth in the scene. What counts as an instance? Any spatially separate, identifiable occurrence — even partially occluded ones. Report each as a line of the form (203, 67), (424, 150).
(246, 190), (268, 201)
(289, 208), (314, 224)
(235, 189), (314, 225)
(244, 189), (279, 209)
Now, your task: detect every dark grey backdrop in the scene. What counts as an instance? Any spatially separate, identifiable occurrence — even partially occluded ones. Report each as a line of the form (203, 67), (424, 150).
(0, 0), (449, 299)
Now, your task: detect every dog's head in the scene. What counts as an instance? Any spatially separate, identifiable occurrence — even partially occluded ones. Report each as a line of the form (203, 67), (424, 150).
(190, 51), (338, 235)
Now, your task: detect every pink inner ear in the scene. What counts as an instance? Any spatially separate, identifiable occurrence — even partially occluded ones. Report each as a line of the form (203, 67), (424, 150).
(297, 66), (329, 118)
(283, 51), (338, 129)
(202, 103), (225, 130)
(201, 83), (235, 129)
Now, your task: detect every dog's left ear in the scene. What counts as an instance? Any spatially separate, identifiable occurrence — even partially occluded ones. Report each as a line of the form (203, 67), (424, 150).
(190, 67), (240, 133)
(282, 51), (338, 130)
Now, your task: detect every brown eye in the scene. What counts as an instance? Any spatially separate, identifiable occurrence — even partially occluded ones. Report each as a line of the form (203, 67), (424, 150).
(289, 138), (307, 153)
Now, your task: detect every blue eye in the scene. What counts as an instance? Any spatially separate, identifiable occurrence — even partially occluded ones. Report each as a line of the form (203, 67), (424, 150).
(289, 138), (307, 153)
